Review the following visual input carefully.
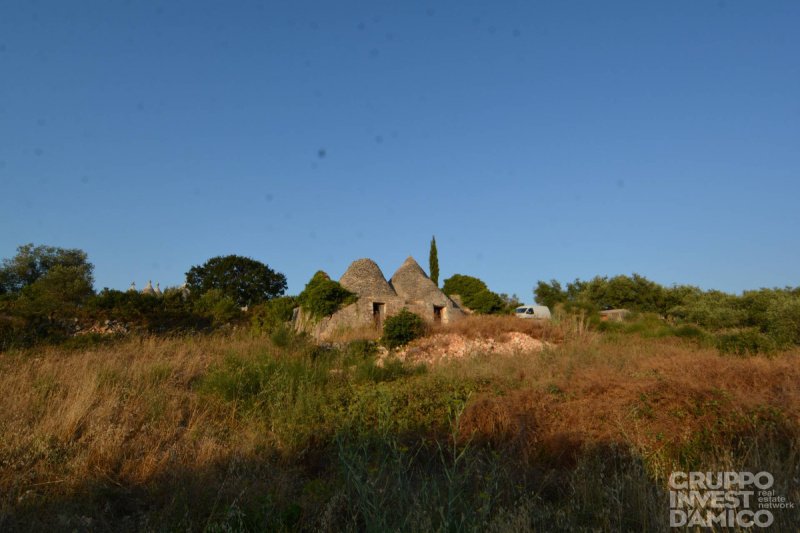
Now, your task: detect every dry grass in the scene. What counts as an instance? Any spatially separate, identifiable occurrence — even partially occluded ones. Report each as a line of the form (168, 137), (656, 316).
(0, 320), (798, 530)
(454, 335), (800, 470)
(324, 324), (382, 343)
(0, 334), (248, 501)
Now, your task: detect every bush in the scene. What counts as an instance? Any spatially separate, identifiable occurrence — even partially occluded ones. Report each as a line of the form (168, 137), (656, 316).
(382, 309), (426, 349)
(715, 328), (777, 356)
(250, 296), (297, 334)
(297, 271), (357, 320)
(194, 289), (241, 326)
(673, 324), (709, 340)
(765, 294), (800, 347)
(89, 289), (210, 334)
(347, 339), (379, 359)
(668, 291), (747, 330)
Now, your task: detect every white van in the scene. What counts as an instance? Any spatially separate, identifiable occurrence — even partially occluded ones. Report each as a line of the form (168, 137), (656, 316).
(514, 305), (552, 319)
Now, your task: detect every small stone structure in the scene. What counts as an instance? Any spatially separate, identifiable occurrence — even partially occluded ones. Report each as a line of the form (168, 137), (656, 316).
(129, 281), (189, 299)
(599, 309), (630, 322)
(295, 257), (465, 341)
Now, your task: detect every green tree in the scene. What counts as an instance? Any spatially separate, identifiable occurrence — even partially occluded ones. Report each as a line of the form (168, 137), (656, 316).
(0, 243), (93, 295)
(185, 255), (286, 307)
(536, 274), (668, 314)
(498, 293), (523, 314)
(0, 244), (95, 348)
(442, 274), (504, 314)
(22, 264), (95, 311)
(429, 236), (439, 287)
(297, 271), (356, 319)
(534, 280), (566, 309)
(668, 290), (747, 330)
(580, 274), (666, 313)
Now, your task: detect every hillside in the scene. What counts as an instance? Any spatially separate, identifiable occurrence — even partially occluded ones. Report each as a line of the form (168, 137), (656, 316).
(1, 318), (798, 531)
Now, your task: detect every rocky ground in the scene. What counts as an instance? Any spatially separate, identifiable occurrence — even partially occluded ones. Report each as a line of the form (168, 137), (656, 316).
(379, 331), (551, 366)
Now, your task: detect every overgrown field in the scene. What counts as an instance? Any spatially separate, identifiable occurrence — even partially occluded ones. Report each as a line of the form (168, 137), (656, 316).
(1, 320), (798, 531)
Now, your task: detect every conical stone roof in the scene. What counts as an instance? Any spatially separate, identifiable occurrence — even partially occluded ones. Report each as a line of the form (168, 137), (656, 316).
(339, 258), (397, 298)
(389, 256), (450, 306)
(142, 280), (156, 296)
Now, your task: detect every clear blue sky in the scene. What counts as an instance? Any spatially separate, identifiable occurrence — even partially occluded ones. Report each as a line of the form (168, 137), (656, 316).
(1, 1), (798, 299)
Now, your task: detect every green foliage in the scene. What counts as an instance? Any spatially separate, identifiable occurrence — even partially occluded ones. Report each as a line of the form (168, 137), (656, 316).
(194, 289), (241, 326)
(382, 309), (426, 349)
(250, 296), (297, 334)
(442, 274), (505, 314)
(185, 255), (287, 307)
(0, 243), (93, 295)
(21, 264), (95, 311)
(715, 328), (777, 356)
(497, 292), (523, 314)
(540, 273), (800, 352)
(297, 271), (357, 320)
(537, 274), (677, 315)
(345, 339), (379, 359)
(582, 274), (666, 313)
(429, 235), (439, 286)
(89, 288), (210, 333)
(672, 324), (709, 341)
(534, 279), (566, 309)
(764, 293), (800, 346)
(0, 244), (97, 349)
(668, 290), (747, 329)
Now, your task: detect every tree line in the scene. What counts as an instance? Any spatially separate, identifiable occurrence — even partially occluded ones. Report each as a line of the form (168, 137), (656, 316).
(0, 243), (286, 350)
(3, 242), (798, 353)
(535, 275), (800, 349)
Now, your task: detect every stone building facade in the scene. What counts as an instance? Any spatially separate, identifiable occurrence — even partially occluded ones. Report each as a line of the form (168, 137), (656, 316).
(295, 257), (465, 341)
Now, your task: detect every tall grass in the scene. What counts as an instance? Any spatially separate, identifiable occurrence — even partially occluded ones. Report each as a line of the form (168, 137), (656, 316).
(1, 323), (798, 531)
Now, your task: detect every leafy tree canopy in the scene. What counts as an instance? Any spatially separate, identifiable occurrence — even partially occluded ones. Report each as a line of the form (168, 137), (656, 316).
(534, 280), (566, 309)
(442, 274), (505, 314)
(185, 255), (287, 307)
(297, 271), (356, 320)
(535, 274), (669, 314)
(1, 243), (93, 296)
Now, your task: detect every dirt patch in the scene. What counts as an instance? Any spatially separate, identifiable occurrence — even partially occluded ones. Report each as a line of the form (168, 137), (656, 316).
(382, 332), (551, 366)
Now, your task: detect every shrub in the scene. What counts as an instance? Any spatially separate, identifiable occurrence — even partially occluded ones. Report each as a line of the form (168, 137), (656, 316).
(346, 339), (378, 359)
(88, 288), (210, 334)
(668, 291), (747, 330)
(715, 328), (777, 355)
(765, 294), (800, 347)
(382, 309), (426, 349)
(269, 325), (294, 348)
(194, 289), (241, 326)
(250, 296), (297, 334)
(673, 324), (709, 340)
(297, 271), (357, 320)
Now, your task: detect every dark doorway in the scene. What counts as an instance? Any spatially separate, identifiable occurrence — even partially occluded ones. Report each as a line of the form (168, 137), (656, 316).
(373, 302), (385, 328)
(433, 305), (444, 323)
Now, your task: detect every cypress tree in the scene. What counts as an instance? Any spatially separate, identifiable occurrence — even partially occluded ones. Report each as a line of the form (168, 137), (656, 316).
(429, 236), (439, 286)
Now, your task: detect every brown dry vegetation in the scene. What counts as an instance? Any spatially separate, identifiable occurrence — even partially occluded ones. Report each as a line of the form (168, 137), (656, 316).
(0, 320), (798, 531)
